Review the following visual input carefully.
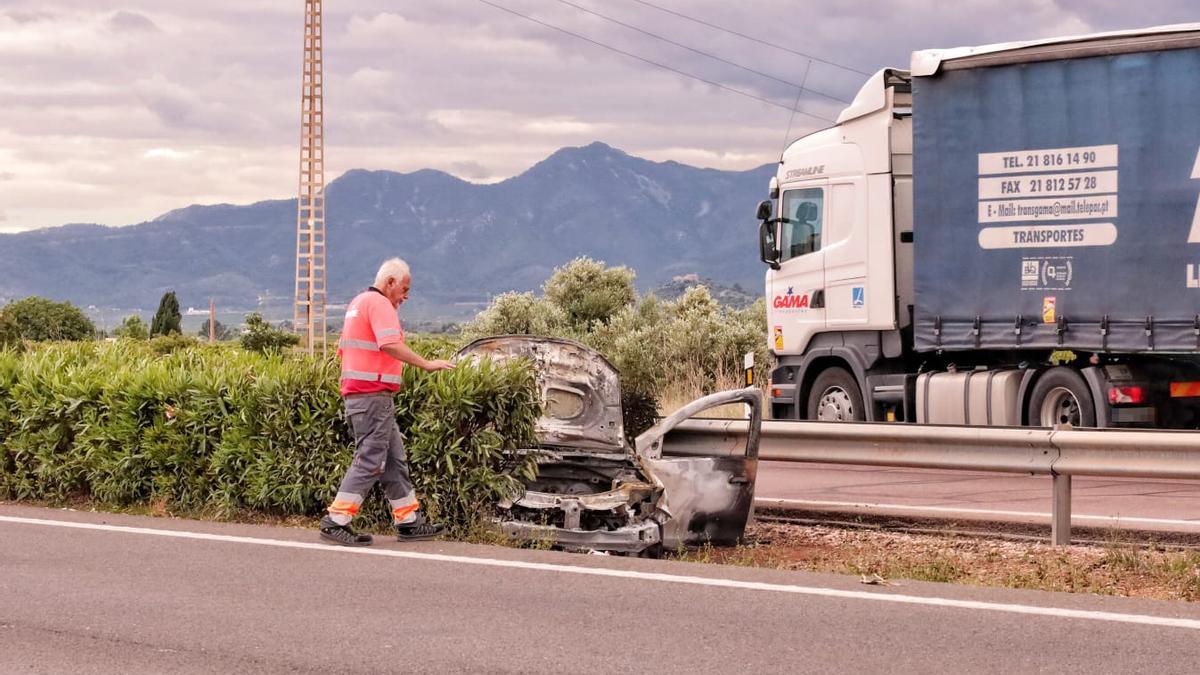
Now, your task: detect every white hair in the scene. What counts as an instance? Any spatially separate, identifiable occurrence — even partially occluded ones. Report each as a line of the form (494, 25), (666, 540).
(375, 258), (411, 287)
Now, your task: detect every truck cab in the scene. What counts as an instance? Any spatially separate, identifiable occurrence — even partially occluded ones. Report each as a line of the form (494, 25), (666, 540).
(760, 69), (914, 422)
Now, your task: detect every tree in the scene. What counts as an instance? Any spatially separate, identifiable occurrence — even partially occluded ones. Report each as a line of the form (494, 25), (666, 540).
(0, 310), (17, 347)
(463, 291), (568, 341)
(240, 313), (300, 353)
(542, 257), (636, 331)
(114, 315), (149, 340)
(150, 291), (182, 336)
(198, 318), (233, 341)
(0, 296), (95, 342)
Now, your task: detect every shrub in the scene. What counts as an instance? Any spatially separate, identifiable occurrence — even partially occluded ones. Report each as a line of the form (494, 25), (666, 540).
(407, 334), (462, 360)
(585, 297), (669, 435)
(0, 343), (109, 500)
(542, 257), (636, 331)
(0, 348), (22, 477)
(397, 358), (541, 527)
(147, 333), (201, 355)
(0, 311), (17, 347)
(663, 287), (768, 388)
(198, 318), (234, 341)
(240, 312), (300, 354)
(0, 341), (541, 532)
(114, 315), (149, 340)
(463, 292), (569, 341)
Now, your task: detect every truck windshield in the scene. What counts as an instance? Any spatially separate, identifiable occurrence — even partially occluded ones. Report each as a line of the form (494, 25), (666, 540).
(781, 188), (824, 260)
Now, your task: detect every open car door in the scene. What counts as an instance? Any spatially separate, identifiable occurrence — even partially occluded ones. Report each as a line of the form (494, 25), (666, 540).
(635, 389), (763, 549)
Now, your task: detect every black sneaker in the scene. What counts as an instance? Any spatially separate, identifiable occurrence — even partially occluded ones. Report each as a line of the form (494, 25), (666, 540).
(395, 513), (445, 541)
(319, 515), (373, 547)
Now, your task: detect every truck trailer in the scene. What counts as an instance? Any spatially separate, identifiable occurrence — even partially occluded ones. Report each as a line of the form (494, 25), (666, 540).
(757, 24), (1200, 428)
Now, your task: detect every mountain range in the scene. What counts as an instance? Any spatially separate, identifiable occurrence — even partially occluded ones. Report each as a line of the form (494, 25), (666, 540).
(0, 142), (774, 319)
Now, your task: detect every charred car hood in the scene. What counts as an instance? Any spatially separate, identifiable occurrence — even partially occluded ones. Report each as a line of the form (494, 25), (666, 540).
(456, 336), (627, 453)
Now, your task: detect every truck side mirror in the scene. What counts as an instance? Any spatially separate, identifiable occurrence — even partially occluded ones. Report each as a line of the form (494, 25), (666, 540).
(759, 221), (780, 270)
(755, 200), (773, 221)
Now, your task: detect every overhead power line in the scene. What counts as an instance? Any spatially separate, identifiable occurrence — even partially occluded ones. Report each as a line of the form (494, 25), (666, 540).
(473, 0), (835, 122)
(781, 59), (814, 157)
(627, 0), (873, 76)
(548, 0), (850, 104)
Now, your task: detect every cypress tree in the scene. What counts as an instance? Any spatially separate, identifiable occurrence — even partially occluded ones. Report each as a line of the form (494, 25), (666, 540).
(151, 291), (182, 336)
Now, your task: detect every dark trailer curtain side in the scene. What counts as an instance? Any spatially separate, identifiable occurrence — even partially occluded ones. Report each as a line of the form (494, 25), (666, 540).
(912, 34), (1200, 354)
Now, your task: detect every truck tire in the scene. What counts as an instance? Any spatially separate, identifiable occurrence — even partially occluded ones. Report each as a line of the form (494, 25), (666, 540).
(806, 367), (865, 421)
(1027, 367), (1096, 428)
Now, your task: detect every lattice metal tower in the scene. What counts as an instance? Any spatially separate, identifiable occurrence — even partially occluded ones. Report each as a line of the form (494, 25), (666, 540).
(294, 0), (327, 355)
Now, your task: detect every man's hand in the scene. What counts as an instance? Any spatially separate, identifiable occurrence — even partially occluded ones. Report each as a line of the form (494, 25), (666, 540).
(381, 342), (456, 372)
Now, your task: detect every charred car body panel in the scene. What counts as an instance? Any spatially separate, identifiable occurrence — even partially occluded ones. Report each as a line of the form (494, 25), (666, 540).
(457, 336), (763, 554)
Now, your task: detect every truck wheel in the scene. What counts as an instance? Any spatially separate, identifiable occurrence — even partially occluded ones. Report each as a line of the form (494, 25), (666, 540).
(806, 367), (865, 421)
(1028, 367), (1096, 428)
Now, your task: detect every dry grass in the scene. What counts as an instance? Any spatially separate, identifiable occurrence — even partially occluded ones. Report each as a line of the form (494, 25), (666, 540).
(658, 366), (766, 419)
(675, 521), (1200, 601)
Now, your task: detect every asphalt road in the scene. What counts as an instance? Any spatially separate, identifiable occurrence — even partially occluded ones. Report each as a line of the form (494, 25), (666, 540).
(3, 504), (1200, 674)
(756, 461), (1200, 533)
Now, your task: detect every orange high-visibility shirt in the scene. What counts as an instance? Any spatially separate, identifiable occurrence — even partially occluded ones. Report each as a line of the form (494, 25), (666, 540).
(338, 287), (406, 396)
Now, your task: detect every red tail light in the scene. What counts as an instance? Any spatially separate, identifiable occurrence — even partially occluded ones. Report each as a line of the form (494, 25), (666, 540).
(1108, 386), (1144, 405)
(771, 388), (782, 398)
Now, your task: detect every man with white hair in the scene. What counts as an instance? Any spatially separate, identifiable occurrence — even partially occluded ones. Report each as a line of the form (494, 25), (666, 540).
(319, 257), (455, 546)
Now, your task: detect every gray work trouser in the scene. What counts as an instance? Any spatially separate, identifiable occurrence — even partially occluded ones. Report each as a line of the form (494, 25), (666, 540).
(326, 393), (418, 525)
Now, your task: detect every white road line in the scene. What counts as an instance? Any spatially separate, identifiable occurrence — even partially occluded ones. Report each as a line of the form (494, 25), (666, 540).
(756, 498), (1200, 527)
(3, 514), (1199, 631)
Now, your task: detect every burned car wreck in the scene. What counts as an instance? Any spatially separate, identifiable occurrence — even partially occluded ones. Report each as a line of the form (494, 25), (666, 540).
(456, 336), (763, 555)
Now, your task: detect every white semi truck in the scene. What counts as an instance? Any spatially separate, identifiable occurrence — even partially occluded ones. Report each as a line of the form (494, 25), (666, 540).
(757, 24), (1200, 428)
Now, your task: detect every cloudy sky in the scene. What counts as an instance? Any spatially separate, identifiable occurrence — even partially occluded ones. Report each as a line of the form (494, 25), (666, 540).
(0, 1), (1194, 233)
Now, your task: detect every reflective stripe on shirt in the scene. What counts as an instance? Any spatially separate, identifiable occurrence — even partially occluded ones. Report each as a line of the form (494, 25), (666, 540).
(339, 338), (380, 352)
(377, 327), (402, 337)
(342, 369), (382, 381)
(341, 369), (404, 384)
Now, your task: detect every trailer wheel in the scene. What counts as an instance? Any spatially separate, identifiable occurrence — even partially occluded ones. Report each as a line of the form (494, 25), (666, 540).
(1028, 367), (1096, 428)
(806, 367), (865, 421)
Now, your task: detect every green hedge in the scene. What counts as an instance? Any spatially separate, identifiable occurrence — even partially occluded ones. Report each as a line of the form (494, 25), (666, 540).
(0, 341), (541, 530)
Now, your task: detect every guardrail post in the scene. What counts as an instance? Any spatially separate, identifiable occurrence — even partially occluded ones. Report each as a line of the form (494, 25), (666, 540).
(1051, 474), (1071, 546)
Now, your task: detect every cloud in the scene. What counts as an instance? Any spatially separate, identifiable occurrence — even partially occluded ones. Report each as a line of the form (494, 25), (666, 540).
(347, 67), (393, 89)
(1, 0), (1196, 231)
(450, 161), (492, 180)
(3, 9), (58, 24)
(108, 10), (159, 33)
(142, 148), (192, 160)
(522, 117), (606, 136)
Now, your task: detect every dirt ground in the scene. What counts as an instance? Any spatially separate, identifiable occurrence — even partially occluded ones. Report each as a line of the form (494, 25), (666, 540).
(674, 520), (1200, 601)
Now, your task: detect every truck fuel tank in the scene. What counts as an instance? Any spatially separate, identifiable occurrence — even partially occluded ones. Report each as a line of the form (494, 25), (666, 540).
(916, 369), (1023, 426)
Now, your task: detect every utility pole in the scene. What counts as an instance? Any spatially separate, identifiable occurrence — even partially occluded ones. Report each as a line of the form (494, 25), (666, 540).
(209, 299), (216, 343)
(293, 0), (327, 355)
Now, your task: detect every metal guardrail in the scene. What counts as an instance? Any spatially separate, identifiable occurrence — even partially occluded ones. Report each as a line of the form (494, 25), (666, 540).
(662, 419), (1200, 545)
